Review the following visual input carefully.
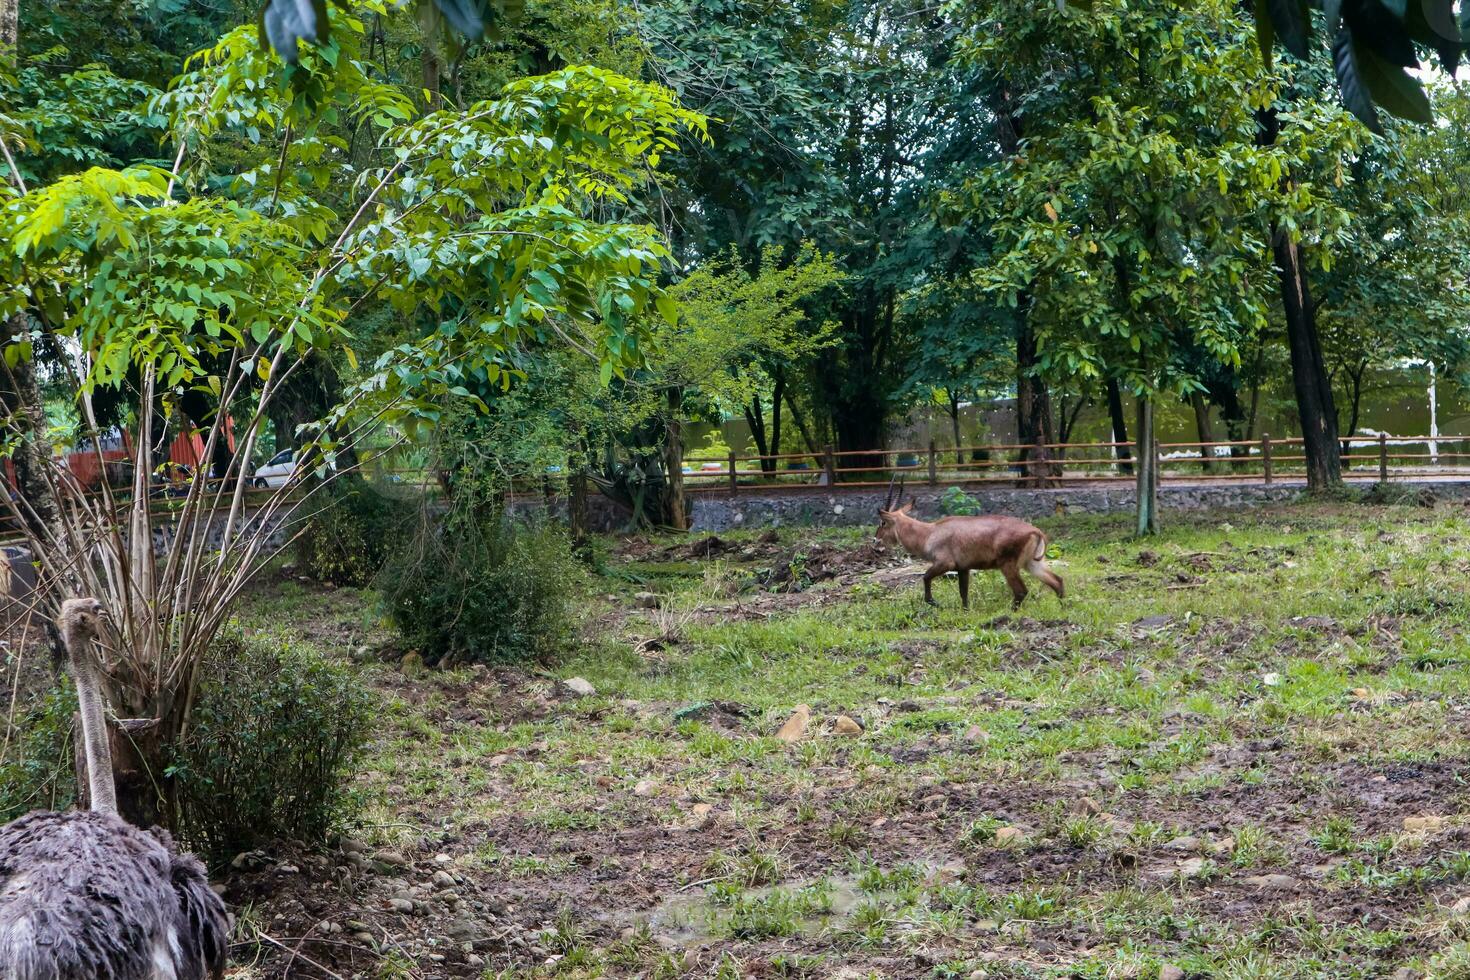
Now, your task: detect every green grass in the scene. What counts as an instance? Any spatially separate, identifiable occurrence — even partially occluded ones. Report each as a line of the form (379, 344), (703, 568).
(240, 501), (1470, 977)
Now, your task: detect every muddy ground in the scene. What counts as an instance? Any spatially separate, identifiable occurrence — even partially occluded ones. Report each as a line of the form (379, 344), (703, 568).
(222, 504), (1470, 978)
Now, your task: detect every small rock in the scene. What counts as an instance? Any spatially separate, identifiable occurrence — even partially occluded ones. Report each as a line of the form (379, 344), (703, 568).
(1392, 970), (1421, 980)
(833, 714), (864, 735)
(445, 919), (485, 943)
(353, 931), (374, 944)
(369, 849), (409, 869)
(230, 850), (271, 871)
(562, 677), (596, 698)
(1164, 835), (1201, 853)
(1242, 873), (1299, 891)
(433, 853), (453, 865)
(1262, 672), (1283, 687)
(1160, 965), (1186, 980)
(1177, 857), (1207, 877)
(1077, 797), (1102, 815)
(340, 838), (369, 855)
(679, 802), (715, 831)
(1404, 815), (1449, 833)
(388, 898), (415, 914)
(466, 955), (485, 968)
(1451, 895), (1470, 915)
(993, 826), (1025, 846)
(432, 870), (455, 889)
(1351, 687), (1371, 698)
(963, 725), (989, 744)
(399, 651), (425, 678)
(633, 779), (659, 797)
(776, 704), (811, 743)
(633, 591), (659, 609)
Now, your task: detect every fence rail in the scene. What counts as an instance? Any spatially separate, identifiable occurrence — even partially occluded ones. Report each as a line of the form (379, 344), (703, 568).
(661, 433), (1470, 495)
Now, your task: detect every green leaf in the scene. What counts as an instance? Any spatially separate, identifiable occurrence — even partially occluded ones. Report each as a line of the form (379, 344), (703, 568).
(1353, 36), (1433, 124)
(1267, 0), (1310, 58)
(1333, 29), (1382, 133)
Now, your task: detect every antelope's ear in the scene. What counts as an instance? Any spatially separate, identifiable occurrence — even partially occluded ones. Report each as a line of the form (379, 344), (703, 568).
(877, 510), (892, 523)
(896, 500), (914, 514)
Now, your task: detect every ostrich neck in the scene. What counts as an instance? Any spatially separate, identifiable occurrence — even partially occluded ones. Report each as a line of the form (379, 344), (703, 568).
(67, 632), (117, 816)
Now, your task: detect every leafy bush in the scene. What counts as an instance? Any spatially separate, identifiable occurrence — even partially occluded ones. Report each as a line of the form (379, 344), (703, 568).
(376, 507), (582, 666)
(173, 628), (372, 865)
(296, 479), (412, 586)
(939, 486), (982, 516)
(0, 685), (76, 823)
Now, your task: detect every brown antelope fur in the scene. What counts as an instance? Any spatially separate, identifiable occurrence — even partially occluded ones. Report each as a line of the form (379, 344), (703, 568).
(875, 499), (1064, 609)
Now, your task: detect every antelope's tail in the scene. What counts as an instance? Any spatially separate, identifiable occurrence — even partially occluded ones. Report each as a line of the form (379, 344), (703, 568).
(1032, 532), (1047, 561)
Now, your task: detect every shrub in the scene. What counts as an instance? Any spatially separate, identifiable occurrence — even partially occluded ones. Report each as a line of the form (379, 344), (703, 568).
(295, 479), (412, 586)
(940, 486), (982, 516)
(173, 628), (372, 865)
(0, 685), (76, 823)
(376, 506), (582, 666)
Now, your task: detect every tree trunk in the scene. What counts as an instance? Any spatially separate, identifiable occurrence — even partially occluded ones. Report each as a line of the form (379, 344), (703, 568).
(93, 719), (168, 829)
(1190, 392), (1216, 474)
(1273, 231), (1341, 489)
(568, 458), (589, 556)
(0, 319), (59, 545)
(0, 24), (61, 547)
(1207, 372), (1248, 462)
(784, 389), (818, 457)
(744, 396), (770, 474)
(0, 0), (16, 51)
(949, 392), (963, 465)
(1016, 316), (1059, 486)
(1258, 104), (1340, 490)
(662, 390), (687, 531)
(1106, 378), (1133, 476)
(421, 38), (441, 110)
(770, 374), (784, 465)
(1135, 395), (1158, 536)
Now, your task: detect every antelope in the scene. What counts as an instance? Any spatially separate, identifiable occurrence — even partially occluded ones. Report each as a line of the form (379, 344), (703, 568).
(874, 477), (1064, 609)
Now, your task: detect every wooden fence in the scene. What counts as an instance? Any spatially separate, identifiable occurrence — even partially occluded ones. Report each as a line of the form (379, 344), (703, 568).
(669, 433), (1470, 494)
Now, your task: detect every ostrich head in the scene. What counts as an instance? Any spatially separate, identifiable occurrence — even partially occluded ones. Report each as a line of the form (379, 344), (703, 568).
(59, 597), (106, 646)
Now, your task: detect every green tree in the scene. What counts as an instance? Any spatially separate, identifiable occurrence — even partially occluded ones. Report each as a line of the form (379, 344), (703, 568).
(969, 0), (1289, 533)
(0, 9), (703, 823)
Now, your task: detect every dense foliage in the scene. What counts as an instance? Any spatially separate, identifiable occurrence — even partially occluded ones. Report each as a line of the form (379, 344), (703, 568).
(172, 627), (373, 864)
(377, 505), (582, 665)
(294, 478), (413, 586)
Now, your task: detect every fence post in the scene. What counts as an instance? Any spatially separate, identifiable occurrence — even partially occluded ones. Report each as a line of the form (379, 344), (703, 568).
(1262, 433), (1273, 485)
(928, 440), (938, 486)
(729, 450), (738, 495)
(823, 444), (836, 486)
(1379, 433), (1389, 482)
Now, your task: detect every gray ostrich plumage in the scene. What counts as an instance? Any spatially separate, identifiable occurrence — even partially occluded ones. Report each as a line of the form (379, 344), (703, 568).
(0, 598), (228, 980)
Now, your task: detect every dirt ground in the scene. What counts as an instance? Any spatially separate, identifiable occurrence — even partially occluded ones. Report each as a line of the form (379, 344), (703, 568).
(223, 503), (1470, 979)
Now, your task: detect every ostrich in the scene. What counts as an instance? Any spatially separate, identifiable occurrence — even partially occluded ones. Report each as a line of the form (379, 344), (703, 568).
(0, 598), (228, 980)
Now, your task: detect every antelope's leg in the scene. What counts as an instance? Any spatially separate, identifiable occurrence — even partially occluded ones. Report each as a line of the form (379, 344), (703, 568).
(958, 569), (971, 609)
(1001, 563), (1027, 608)
(922, 565), (945, 606)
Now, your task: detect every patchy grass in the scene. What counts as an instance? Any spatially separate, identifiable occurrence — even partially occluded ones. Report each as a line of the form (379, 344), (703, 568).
(228, 501), (1470, 978)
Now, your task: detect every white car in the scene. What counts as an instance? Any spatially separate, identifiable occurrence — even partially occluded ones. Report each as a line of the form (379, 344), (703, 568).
(252, 449), (302, 489)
